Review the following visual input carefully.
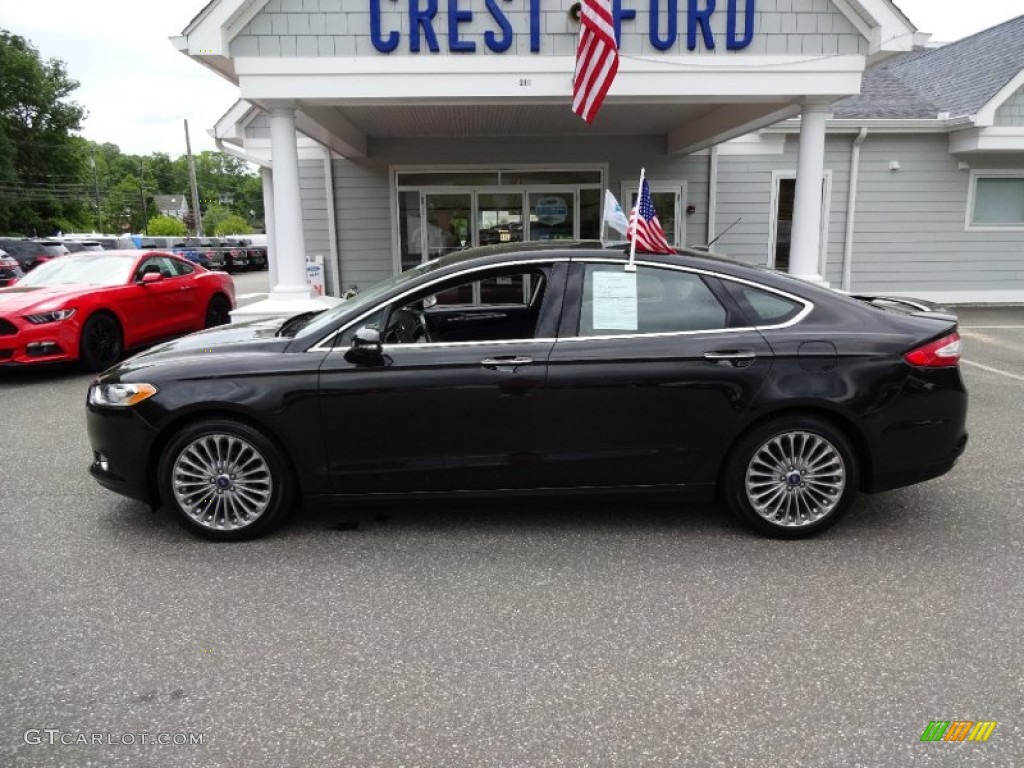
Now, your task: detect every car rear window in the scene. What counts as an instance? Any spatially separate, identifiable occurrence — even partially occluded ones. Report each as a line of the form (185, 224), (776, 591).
(722, 281), (805, 325)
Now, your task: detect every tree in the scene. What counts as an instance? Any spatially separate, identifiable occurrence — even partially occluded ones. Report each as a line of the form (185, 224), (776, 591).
(147, 215), (186, 237)
(214, 214), (252, 236)
(0, 31), (88, 233)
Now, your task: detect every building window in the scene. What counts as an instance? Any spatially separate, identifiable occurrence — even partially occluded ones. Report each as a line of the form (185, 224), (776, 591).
(970, 175), (1024, 228)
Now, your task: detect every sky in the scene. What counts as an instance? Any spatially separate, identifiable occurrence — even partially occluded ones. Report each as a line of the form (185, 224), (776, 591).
(2, 0), (1023, 159)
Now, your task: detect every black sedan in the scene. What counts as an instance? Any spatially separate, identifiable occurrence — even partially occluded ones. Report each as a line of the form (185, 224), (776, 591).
(86, 242), (968, 541)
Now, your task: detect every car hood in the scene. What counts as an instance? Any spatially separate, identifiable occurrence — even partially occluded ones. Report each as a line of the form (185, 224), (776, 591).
(116, 318), (297, 372)
(0, 284), (103, 312)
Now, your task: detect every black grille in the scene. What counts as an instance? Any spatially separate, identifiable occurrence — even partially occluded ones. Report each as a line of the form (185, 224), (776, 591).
(0, 349), (12, 359)
(0, 318), (17, 336)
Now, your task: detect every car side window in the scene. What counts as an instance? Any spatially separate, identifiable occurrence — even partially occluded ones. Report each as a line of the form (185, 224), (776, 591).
(721, 280), (804, 325)
(136, 257), (177, 281)
(338, 267), (551, 347)
(168, 259), (194, 277)
(577, 264), (728, 336)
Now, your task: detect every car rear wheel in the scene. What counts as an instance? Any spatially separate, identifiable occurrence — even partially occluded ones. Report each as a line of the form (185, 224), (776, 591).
(78, 313), (123, 373)
(158, 419), (294, 541)
(723, 416), (858, 538)
(205, 295), (231, 328)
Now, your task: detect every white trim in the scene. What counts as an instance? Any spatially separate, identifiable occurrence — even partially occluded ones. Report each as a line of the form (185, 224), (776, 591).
(768, 170), (833, 272)
(718, 133), (787, 156)
(235, 56), (867, 103)
(975, 70), (1024, 127)
(889, 290), (1024, 305)
(950, 127), (1024, 154)
(235, 55), (868, 78)
(965, 170), (1024, 232)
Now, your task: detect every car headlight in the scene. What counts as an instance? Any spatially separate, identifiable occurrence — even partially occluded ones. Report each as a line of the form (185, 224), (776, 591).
(88, 382), (159, 407)
(24, 309), (76, 324)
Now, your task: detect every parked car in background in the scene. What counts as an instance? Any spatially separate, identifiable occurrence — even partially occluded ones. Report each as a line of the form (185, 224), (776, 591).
(0, 248), (24, 287)
(0, 238), (70, 272)
(220, 239), (250, 272)
(62, 240), (105, 253)
(199, 238), (226, 270)
(0, 250), (235, 370)
(84, 241), (968, 541)
(62, 234), (137, 251)
(169, 239), (211, 269)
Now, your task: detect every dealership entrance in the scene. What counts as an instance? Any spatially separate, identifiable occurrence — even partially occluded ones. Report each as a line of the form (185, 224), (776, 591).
(394, 168), (606, 272)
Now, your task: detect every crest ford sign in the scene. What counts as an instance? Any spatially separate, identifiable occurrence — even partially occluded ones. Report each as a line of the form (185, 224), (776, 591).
(369, 0), (757, 54)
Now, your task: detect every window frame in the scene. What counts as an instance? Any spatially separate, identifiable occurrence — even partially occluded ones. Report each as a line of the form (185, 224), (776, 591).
(966, 169), (1024, 231)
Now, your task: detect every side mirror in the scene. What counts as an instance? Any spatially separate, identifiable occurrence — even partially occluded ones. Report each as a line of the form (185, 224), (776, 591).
(344, 326), (384, 365)
(140, 272), (164, 284)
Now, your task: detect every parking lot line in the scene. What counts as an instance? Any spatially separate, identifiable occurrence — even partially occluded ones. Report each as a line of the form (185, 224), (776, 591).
(961, 359), (1024, 383)
(236, 293), (269, 300)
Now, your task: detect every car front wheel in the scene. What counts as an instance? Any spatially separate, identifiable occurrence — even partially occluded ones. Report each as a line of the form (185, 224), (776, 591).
(722, 416), (859, 538)
(158, 419), (294, 541)
(205, 295), (232, 328)
(78, 313), (123, 373)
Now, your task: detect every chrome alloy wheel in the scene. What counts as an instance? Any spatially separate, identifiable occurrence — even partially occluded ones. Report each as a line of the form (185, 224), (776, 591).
(171, 433), (273, 531)
(744, 430), (846, 528)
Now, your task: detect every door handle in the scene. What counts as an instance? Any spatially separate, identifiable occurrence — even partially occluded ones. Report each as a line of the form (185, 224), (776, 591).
(703, 350), (757, 366)
(480, 356), (533, 371)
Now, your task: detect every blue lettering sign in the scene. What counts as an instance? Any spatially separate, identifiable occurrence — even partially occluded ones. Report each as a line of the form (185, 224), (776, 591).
(410, 0), (441, 52)
(688, 0), (716, 51)
(366, 0), (758, 55)
(614, 0), (637, 47)
(448, 0), (475, 51)
(649, 0), (677, 50)
(370, 0), (400, 53)
(530, 0), (542, 52)
(484, 0), (514, 52)
(726, 0), (754, 50)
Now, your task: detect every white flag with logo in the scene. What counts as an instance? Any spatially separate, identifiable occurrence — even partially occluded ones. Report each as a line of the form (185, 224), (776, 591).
(603, 190), (629, 235)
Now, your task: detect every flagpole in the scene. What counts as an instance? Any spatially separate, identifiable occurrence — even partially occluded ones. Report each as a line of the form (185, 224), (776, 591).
(625, 167), (644, 272)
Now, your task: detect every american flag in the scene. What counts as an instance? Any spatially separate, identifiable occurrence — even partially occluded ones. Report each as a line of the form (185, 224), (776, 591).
(628, 179), (675, 254)
(572, 0), (619, 123)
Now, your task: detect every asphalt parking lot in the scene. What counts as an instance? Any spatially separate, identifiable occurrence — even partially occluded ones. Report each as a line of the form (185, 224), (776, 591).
(1, 304), (1022, 767)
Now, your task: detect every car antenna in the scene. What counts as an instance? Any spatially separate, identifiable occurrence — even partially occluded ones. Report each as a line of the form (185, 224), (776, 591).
(706, 217), (742, 250)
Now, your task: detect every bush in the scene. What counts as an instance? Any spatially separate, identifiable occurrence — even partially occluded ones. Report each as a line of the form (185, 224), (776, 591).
(147, 215), (187, 237)
(214, 214), (252, 236)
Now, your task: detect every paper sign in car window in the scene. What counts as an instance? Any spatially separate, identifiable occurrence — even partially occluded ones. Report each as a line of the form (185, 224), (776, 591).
(593, 271), (638, 330)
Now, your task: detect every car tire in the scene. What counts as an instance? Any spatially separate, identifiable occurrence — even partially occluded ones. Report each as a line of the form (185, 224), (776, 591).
(722, 415), (859, 539)
(158, 419), (294, 541)
(205, 295), (232, 328)
(78, 313), (123, 373)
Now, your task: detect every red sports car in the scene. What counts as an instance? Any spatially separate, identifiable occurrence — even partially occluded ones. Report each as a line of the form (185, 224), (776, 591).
(0, 250), (235, 371)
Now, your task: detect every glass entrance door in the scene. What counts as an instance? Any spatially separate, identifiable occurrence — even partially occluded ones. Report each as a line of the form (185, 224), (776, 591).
(477, 193), (524, 246)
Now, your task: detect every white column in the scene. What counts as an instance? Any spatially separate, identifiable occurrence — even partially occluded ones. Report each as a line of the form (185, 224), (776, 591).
(268, 106), (311, 299)
(789, 104), (831, 285)
(260, 166), (278, 289)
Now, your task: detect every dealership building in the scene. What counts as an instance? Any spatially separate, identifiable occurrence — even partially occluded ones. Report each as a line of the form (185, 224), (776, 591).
(173, 1), (1024, 316)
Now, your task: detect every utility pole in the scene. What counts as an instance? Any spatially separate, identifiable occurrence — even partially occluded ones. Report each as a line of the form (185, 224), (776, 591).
(138, 159), (148, 235)
(184, 119), (203, 237)
(89, 149), (102, 233)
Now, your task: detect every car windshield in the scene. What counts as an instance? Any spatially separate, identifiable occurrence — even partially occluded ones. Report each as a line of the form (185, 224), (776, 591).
(293, 258), (444, 341)
(16, 254), (135, 287)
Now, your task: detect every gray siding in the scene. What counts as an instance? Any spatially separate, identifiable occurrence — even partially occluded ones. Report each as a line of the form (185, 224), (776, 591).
(331, 135), (709, 288)
(299, 158), (337, 292)
(994, 86), (1024, 127)
(244, 115), (271, 140)
(848, 136), (1024, 293)
(231, 0), (867, 58)
(713, 135), (853, 286)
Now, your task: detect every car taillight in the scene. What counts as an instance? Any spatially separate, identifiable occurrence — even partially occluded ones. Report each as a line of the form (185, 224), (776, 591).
(904, 332), (961, 368)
